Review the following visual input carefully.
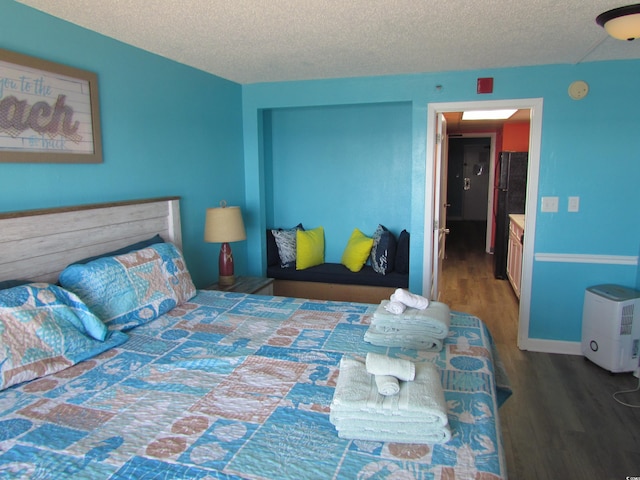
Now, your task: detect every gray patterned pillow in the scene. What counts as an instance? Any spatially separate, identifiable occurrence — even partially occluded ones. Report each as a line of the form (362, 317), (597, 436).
(271, 224), (303, 267)
(370, 224), (397, 275)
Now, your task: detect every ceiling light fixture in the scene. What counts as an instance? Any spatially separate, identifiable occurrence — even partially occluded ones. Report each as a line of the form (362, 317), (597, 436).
(596, 4), (640, 41)
(462, 109), (517, 121)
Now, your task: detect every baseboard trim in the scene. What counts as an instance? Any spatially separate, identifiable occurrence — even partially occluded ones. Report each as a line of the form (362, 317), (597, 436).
(518, 338), (582, 355)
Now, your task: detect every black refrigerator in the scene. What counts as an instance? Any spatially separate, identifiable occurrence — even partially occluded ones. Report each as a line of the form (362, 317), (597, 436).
(494, 152), (528, 279)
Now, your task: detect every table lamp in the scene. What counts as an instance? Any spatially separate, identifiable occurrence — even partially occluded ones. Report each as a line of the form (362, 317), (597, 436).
(204, 201), (246, 286)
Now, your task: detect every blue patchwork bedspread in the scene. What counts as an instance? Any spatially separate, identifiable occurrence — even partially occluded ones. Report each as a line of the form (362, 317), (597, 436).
(0, 291), (510, 479)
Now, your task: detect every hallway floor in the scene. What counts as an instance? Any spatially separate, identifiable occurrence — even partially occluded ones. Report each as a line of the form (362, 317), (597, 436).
(439, 220), (640, 480)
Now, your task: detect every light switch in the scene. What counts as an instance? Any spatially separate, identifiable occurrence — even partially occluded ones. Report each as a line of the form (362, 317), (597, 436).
(541, 196), (558, 212)
(568, 196), (580, 212)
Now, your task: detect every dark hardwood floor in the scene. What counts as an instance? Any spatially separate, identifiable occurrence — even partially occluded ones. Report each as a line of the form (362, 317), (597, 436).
(440, 220), (640, 480)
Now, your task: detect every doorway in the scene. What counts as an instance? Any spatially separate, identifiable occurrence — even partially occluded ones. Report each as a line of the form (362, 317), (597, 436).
(447, 136), (494, 253)
(423, 98), (543, 350)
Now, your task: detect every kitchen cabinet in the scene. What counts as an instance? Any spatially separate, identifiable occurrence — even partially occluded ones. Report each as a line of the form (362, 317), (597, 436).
(507, 214), (525, 299)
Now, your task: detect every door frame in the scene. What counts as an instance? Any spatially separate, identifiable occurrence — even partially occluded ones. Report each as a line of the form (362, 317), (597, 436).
(423, 98), (543, 350)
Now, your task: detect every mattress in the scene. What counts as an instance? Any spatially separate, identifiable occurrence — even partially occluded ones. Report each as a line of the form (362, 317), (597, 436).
(0, 290), (510, 479)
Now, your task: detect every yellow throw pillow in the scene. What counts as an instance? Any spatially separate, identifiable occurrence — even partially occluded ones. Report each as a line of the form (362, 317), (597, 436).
(296, 226), (325, 270)
(341, 228), (374, 272)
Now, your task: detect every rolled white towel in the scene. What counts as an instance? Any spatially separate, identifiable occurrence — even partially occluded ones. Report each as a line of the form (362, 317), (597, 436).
(390, 288), (429, 310)
(366, 352), (415, 381)
(384, 300), (406, 315)
(375, 374), (400, 396)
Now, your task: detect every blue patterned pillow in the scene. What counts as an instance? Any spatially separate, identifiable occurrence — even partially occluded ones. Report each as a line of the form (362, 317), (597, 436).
(59, 243), (196, 331)
(0, 283), (128, 391)
(0, 283), (108, 340)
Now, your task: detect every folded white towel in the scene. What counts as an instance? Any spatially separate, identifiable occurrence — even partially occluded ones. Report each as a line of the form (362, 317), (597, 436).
(391, 288), (429, 310)
(366, 352), (415, 381)
(330, 408), (443, 425)
(372, 301), (451, 339)
(364, 325), (443, 351)
(374, 324), (443, 336)
(331, 357), (448, 425)
(384, 300), (406, 315)
(335, 423), (452, 444)
(375, 374), (400, 396)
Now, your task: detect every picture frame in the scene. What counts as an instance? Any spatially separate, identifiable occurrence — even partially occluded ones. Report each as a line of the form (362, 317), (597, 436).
(0, 48), (102, 164)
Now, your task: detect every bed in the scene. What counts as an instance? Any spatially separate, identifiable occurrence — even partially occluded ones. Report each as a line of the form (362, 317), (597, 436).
(0, 197), (511, 479)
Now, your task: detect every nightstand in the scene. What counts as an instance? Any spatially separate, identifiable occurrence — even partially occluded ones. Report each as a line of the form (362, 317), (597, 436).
(204, 276), (274, 295)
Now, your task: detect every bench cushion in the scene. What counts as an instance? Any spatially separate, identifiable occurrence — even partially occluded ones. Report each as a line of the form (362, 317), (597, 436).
(267, 263), (408, 288)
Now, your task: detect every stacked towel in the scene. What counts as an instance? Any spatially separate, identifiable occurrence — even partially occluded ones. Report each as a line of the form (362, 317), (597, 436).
(330, 356), (451, 444)
(364, 301), (451, 351)
(373, 301), (451, 337)
(364, 330), (443, 351)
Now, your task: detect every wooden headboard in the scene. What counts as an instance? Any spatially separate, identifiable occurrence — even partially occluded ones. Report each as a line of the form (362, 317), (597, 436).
(0, 197), (181, 284)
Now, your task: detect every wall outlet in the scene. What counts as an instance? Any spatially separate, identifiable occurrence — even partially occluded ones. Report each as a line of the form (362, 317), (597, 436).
(568, 196), (580, 212)
(541, 196), (559, 212)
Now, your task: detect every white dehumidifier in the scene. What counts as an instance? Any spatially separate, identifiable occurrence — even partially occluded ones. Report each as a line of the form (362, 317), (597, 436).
(581, 284), (640, 373)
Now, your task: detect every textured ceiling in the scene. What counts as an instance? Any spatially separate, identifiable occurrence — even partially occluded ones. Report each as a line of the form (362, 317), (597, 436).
(17, 0), (640, 84)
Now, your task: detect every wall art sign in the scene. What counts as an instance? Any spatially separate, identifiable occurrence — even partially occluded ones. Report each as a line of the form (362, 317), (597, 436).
(0, 48), (102, 163)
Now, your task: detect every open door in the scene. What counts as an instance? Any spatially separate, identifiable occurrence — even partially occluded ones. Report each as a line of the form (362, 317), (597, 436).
(430, 113), (449, 300)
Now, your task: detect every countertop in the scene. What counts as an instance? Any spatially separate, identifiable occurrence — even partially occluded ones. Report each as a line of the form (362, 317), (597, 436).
(509, 214), (525, 231)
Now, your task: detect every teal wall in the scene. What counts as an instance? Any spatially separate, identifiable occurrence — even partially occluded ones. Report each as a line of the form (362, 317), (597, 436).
(0, 1), (245, 288)
(3, 1), (640, 345)
(243, 62), (640, 345)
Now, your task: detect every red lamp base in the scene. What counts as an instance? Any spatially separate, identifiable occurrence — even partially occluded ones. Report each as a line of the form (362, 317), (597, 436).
(218, 242), (236, 286)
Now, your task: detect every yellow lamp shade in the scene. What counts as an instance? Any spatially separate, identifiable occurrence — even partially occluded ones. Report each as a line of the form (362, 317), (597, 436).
(204, 206), (246, 243)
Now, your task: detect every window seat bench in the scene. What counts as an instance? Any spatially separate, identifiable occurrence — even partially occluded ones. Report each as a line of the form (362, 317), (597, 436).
(267, 263), (408, 304)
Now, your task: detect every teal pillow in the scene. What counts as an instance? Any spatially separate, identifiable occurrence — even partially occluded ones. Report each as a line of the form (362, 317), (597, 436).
(0, 279), (30, 290)
(71, 234), (164, 265)
(0, 283), (108, 340)
(0, 283), (127, 391)
(59, 243), (196, 331)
